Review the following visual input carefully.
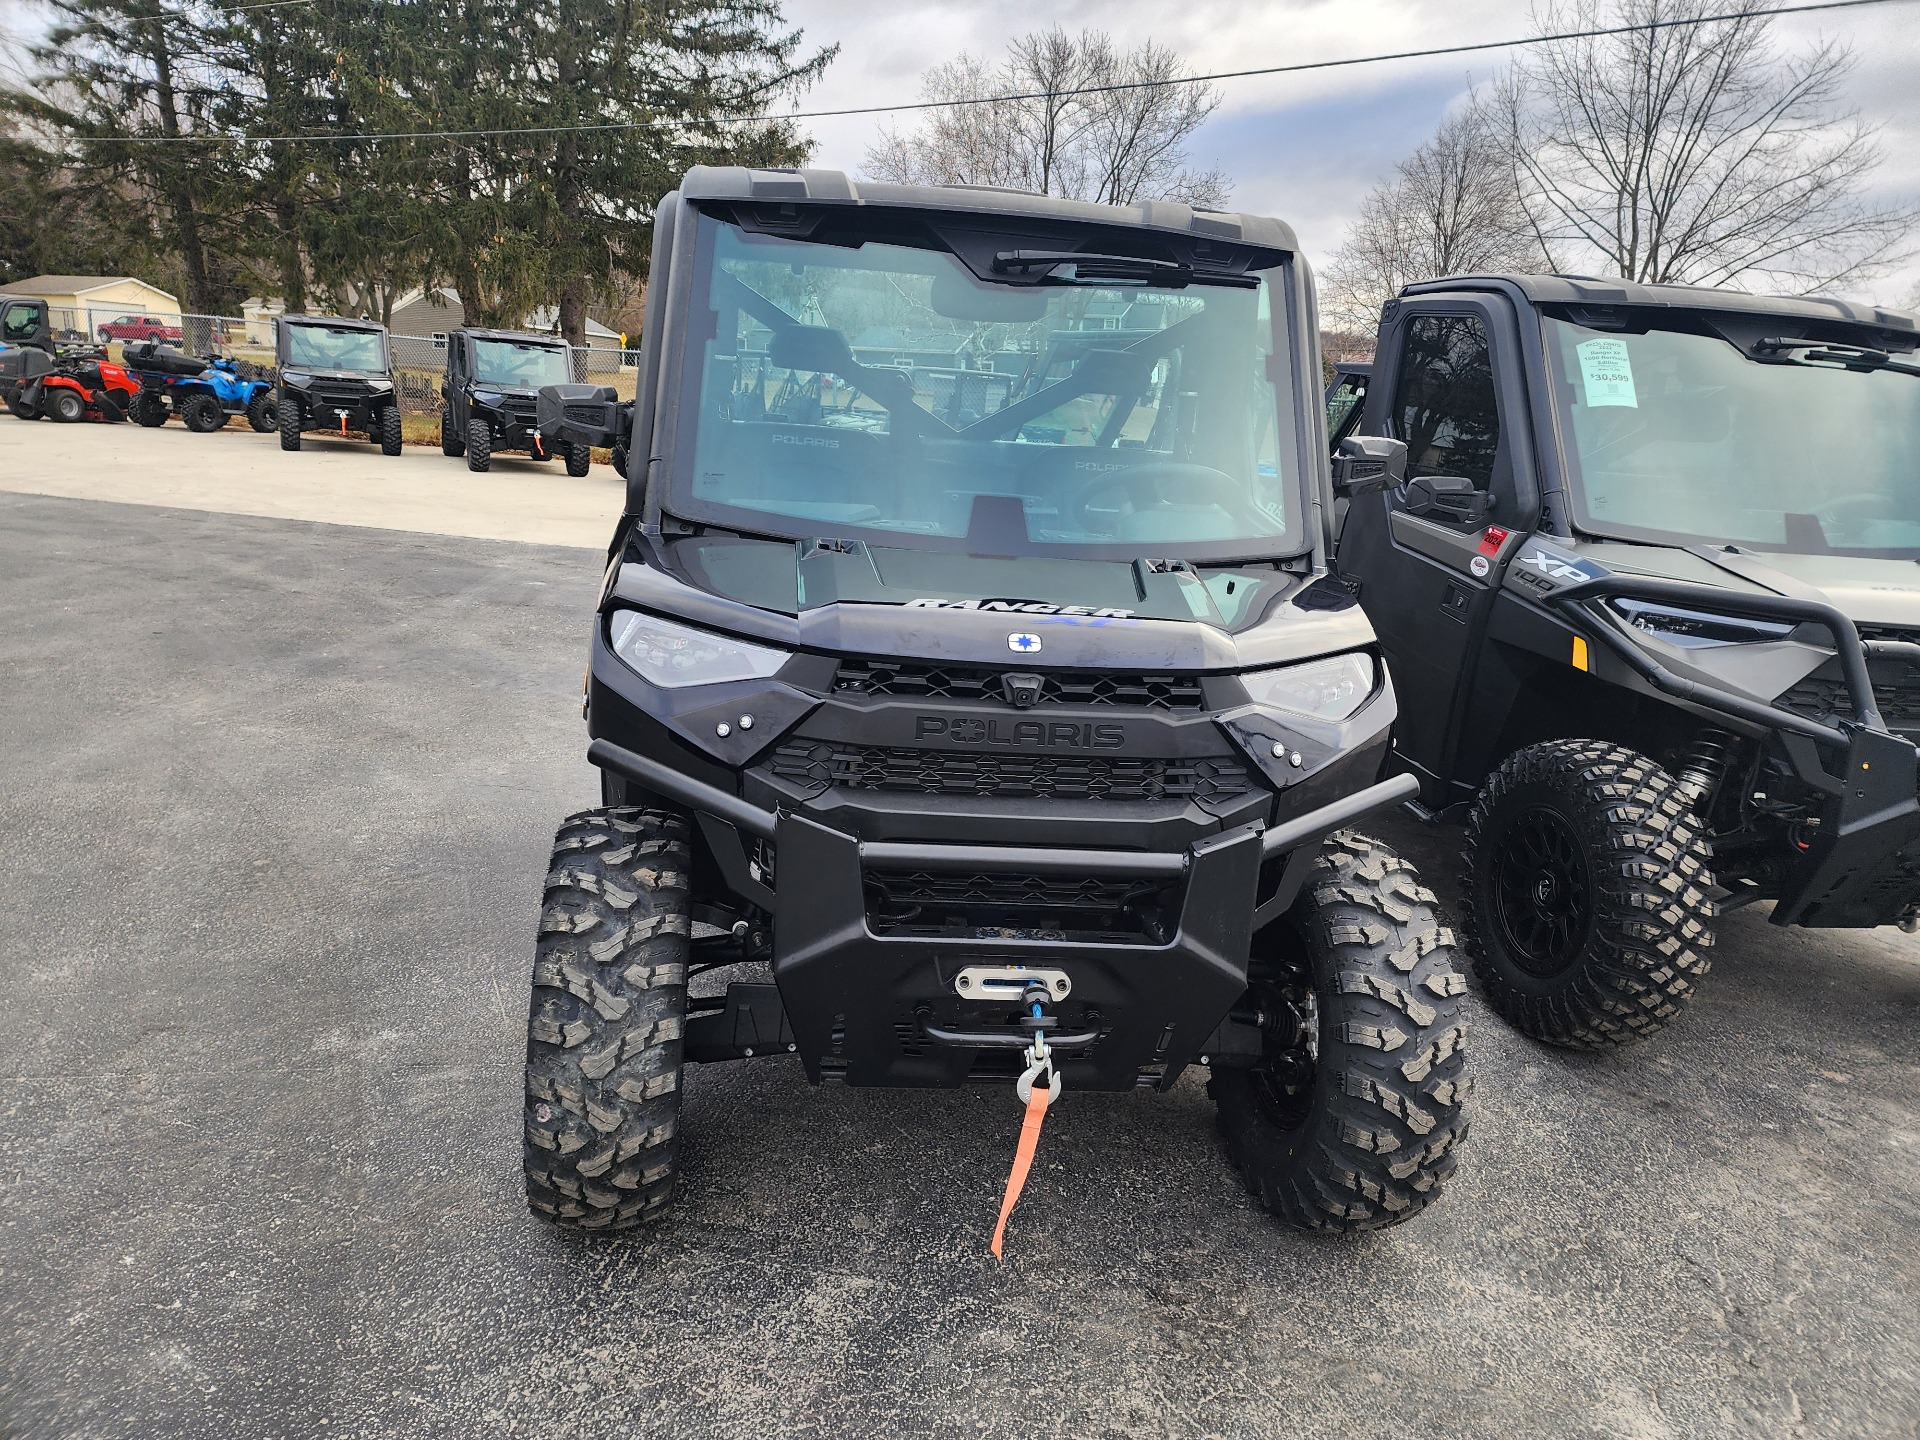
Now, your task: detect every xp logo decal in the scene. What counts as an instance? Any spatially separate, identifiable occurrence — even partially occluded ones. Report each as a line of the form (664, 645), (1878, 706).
(1008, 632), (1043, 654)
(1512, 541), (1605, 589)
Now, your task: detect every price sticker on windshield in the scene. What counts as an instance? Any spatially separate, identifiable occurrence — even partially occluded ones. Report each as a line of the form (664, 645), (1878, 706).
(1576, 337), (1638, 409)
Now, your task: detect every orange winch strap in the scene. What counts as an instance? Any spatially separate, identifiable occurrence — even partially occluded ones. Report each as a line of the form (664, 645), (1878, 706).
(989, 1082), (1052, 1260)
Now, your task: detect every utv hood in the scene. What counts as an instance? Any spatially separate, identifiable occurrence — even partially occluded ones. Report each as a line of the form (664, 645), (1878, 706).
(620, 536), (1373, 671)
(1574, 541), (1920, 628)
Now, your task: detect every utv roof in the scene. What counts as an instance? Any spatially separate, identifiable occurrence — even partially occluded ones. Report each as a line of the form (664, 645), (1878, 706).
(1403, 273), (1918, 337)
(678, 166), (1300, 255)
(282, 314), (387, 332)
(453, 327), (567, 347)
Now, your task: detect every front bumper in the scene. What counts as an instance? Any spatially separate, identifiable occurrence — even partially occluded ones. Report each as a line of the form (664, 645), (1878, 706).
(591, 736), (1416, 1090)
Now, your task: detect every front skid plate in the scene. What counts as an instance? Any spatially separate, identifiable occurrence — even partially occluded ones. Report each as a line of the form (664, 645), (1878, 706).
(770, 813), (1263, 1090)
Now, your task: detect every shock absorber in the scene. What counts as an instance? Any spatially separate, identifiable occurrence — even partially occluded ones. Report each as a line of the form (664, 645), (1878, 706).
(1674, 729), (1737, 814)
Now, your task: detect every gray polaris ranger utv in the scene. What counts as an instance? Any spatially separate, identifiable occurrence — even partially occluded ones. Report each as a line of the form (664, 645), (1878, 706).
(523, 167), (1470, 1236)
(1333, 274), (1920, 1049)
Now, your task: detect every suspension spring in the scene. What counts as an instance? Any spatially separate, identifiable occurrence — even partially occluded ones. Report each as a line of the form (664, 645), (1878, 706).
(1674, 729), (1737, 814)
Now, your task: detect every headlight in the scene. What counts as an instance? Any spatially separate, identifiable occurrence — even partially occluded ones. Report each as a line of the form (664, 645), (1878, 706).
(367, 378), (393, 391)
(281, 372), (310, 387)
(471, 388), (501, 406)
(608, 610), (789, 687)
(1242, 653), (1376, 721)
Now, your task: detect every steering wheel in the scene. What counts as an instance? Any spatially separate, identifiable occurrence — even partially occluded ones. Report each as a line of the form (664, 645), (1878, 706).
(1067, 461), (1270, 536)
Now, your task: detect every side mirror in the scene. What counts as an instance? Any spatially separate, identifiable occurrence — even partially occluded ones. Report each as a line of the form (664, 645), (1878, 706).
(536, 383), (624, 446)
(1404, 474), (1492, 525)
(1331, 435), (1406, 497)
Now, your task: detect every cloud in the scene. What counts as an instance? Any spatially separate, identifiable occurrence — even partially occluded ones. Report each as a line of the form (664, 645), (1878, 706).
(782, 0), (1920, 303)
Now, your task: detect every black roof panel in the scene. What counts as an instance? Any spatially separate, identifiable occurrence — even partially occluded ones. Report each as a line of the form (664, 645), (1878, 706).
(1403, 273), (1917, 334)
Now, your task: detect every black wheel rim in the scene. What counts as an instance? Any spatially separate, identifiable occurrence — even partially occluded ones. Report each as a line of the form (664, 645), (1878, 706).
(1491, 804), (1593, 976)
(1246, 975), (1319, 1132)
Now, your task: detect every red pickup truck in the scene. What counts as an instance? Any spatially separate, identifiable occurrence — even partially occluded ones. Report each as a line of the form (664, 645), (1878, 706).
(96, 314), (183, 343)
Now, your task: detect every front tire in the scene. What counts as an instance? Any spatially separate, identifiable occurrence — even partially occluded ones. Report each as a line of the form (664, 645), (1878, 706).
(278, 394), (303, 450)
(466, 414), (491, 471)
(1210, 832), (1470, 1231)
(566, 440), (591, 477)
(378, 405), (403, 456)
(246, 389), (278, 432)
(1463, 739), (1715, 1048)
(440, 406), (461, 455)
(524, 807), (691, 1230)
(181, 393), (227, 432)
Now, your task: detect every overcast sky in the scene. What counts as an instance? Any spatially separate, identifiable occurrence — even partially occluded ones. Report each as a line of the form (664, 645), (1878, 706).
(779, 0), (1920, 305)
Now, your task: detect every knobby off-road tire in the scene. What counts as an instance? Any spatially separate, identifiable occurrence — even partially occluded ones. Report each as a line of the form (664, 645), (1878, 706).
(130, 391), (168, 427)
(48, 389), (85, 423)
(440, 406), (461, 455)
(181, 392), (227, 433)
(466, 414), (492, 472)
(566, 440), (592, 477)
(610, 441), (629, 480)
(379, 405), (404, 456)
(524, 807), (692, 1230)
(1463, 739), (1715, 1048)
(246, 389), (278, 433)
(1210, 832), (1470, 1231)
(279, 395), (302, 450)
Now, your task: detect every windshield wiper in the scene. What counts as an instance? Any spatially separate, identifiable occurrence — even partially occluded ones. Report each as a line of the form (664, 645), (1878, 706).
(1752, 338), (1920, 378)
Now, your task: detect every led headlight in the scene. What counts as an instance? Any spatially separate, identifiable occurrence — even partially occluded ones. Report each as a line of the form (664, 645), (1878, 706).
(1242, 653), (1376, 721)
(280, 372), (311, 387)
(470, 388), (501, 406)
(608, 610), (789, 687)
(367, 378), (393, 391)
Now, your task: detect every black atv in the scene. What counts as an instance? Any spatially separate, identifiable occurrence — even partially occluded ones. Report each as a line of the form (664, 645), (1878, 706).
(1333, 273), (1920, 1049)
(438, 327), (591, 475)
(518, 166), (1471, 1238)
(274, 315), (402, 454)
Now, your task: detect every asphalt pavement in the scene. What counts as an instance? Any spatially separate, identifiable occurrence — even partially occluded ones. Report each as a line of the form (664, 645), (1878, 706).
(1, 483), (1917, 1440)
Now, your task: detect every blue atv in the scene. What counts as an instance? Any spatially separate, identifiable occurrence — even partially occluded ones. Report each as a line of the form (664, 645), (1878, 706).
(123, 341), (278, 433)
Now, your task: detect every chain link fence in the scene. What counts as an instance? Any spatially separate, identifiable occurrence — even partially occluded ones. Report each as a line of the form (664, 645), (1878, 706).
(45, 303), (637, 415)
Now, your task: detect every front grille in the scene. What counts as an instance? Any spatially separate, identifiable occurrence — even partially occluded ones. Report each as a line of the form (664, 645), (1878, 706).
(767, 740), (1252, 802)
(1780, 632), (1920, 735)
(834, 660), (1204, 710)
(866, 868), (1176, 943)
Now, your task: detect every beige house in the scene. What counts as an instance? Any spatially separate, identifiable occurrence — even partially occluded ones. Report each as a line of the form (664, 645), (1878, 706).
(0, 275), (184, 336)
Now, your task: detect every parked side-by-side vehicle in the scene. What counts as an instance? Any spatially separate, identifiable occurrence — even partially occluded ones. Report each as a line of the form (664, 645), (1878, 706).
(1332, 274), (1920, 1049)
(521, 166), (1472, 1238)
(275, 315), (402, 454)
(439, 328), (592, 475)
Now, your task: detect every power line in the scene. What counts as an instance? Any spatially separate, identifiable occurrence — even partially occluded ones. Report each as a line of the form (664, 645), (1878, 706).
(96, 0), (1917, 145)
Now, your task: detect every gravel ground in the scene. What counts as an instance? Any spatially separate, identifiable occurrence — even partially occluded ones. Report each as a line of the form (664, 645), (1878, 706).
(1, 491), (1916, 1440)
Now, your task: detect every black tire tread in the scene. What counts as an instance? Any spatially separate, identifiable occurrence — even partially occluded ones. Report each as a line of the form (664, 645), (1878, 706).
(467, 414), (492, 471)
(278, 393), (302, 450)
(1210, 831), (1470, 1232)
(181, 393), (226, 433)
(379, 405), (403, 456)
(246, 389), (277, 433)
(523, 807), (691, 1230)
(1462, 738), (1715, 1048)
(440, 406), (461, 455)
(566, 440), (591, 477)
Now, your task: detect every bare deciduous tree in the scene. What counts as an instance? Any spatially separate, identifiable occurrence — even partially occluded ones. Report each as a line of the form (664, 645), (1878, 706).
(1505, 0), (1912, 292)
(864, 28), (1228, 209)
(1320, 96), (1545, 332)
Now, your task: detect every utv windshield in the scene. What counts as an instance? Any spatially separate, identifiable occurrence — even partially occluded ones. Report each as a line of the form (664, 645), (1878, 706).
(671, 214), (1303, 556)
(284, 324), (387, 374)
(473, 339), (570, 388)
(1545, 316), (1920, 556)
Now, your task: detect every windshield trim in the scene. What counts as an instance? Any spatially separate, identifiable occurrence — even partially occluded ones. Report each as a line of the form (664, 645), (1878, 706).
(655, 207), (1315, 564)
(1542, 311), (1920, 560)
(282, 321), (390, 374)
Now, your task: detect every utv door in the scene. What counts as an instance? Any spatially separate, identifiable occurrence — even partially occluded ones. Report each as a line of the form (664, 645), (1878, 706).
(1335, 297), (1540, 803)
(443, 334), (468, 440)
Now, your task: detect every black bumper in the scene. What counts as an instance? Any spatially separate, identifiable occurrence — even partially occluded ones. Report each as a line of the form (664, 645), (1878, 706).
(590, 737), (1417, 1090)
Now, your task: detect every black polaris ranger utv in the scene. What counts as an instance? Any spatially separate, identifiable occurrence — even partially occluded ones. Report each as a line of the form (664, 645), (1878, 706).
(523, 167), (1470, 1237)
(438, 327), (592, 475)
(1333, 274), (1920, 1049)
(275, 315), (402, 454)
